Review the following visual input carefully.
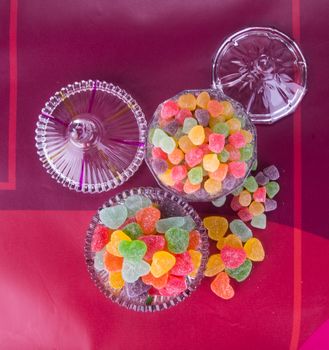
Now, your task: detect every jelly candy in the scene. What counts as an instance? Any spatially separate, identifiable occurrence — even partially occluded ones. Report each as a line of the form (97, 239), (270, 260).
(239, 144), (254, 161)
(152, 158), (168, 174)
(99, 204), (128, 230)
(207, 99), (224, 117)
(222, 174), (236, 191)
(216, 236), (225, 250)
(212, 122), (229, 137)
(163, 120), (180, 136)
(122, 222), (143, 240)
(103, 251), (123, 272)
(229, 219), (252, 242)
(208, 163), (228, 182)
(203, 216), (228, 241)
(221, 246), (246, 269)
(223, 234), (243, 249)
(210, 272), (234, 299)
(237, 207), (253, 222)
(178, 135), (194, 153)
(150, 251), (176, 277)
(161, 100), (179, 120)
(229, 132), (246, 149)
(244, 237), (265, 261)
(159, 135), (176, 154)
(91, 225), (110, 252)
(243, 176), (258, 192)
(168, 148), (184, 165)
(173, 181), (184, 192)
(264, 198), (277, 212)
(196, 91), (210, 109)
(225, 144), (241, 161)
(156, 216), (185, 233)
(188, 249), (202, 278)
(253, 187), (266, 202)
(171, 165), (187, 182)
(121, 259), (150, 283)
(124, 279), (151, 298)
(240, 129), (253, 143)
(195, 108), (210, 126)
(255, 171), (269, 186)
(118, 240), (147, 260)
(251, 213), (267, 229)
(106, 230), (131, 257)
(218, 148), (230, 162)
(142, 272), (168, 289)
(204, 178), (222, 195)
(165, 227), (189, 254)
(185, 147), (204, 167)
(188, 166), (203, 184)
(221, 101), (234, 118)
(188, 125), (205, 146)
(94, 248), (106, 271)
(226, 259), (252, 282)
(203, 154), (219, 172)
(159, 169), (175, 186)
(183, 179), (200, 194)
(228, 161), (246, 178)
(211, 195), (226, 207)
(263, 165), (280, 180)
(249, 201), (264, 216)
(178, 93), (197, 111)
(152, 147), (167, 160)
(124, 195), (152, 217)
(151, 128), (168, 147)
(136, 206), (161, 234)
(139, 235), (166, 261)
(188, 230), (201, 250)
(181, 215), (196, 232)
(204, 254), (225, 277)
(208, 133), (225, 153)
(239, 190), (252, 207)
(109, 271), (125, 290)
(159, 275), (187, 296)
(175, 108), (192, 125)
(182, 117), (197, 134)
(226, 117), (241, 134)
(170, 252), (194, 276)
(266, 181), (280, 198)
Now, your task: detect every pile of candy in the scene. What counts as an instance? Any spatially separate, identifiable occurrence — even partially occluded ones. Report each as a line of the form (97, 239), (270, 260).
(148, 91), (255, 198)
(203, 216), (265, 299)
(91, 195), (203, 301)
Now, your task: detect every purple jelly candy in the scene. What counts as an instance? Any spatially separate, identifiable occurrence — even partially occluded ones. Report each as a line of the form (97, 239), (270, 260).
(195, 109), (210, 126)
(223, 174), (236, 191)
(263, 165), (280, 181)
(255, 171), (269, 186)
(152, 158), (168, 174)
(163, 120), (179, 136)
(124, 279), (151, 298)
(264, 198), (277, 212)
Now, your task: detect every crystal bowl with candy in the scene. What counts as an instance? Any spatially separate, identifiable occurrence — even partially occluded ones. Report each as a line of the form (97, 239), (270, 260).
(146, 89), (257, 202)
(85, 187), (209, 312)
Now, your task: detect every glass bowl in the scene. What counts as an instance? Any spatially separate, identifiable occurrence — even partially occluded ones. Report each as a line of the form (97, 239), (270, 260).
(35, 80), (147, 193)
(84, 187), (209, 312)
(145, 89), (257, 202)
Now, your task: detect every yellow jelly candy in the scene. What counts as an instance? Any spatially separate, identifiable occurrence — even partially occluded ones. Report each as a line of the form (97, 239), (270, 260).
(150, 251), (176, 278)
(158, 169), (175, 186)
(204, 178), (222, 195)
(178, 93), (197, 111)
(196, 91), (211, 109)
(203, 216), (228, 240)
(108, 271), (125, 289)
(188, 249), (202, 278)
(188, 125), (205, 146)
(204, 254), (225, 277)
(216, 236), (225, 250)
(106, 230), (131, 257)
(240, 129), (253, 143)
(223, 234), (243, 248)
(249, 201), (265, 216)
(244, 238), (265, 261)
(203, 154), (219, 172)
(226, 117), (241, 134)
(221, 101), (234, 119)
(178, 135), (194, 153)
(239, 190), (252, 207)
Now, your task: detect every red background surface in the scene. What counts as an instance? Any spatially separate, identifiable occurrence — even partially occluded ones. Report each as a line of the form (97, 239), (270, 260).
(0, 0), (329, 349)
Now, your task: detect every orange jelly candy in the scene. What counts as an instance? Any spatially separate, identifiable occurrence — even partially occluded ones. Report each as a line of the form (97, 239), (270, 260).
(210, 272), (235, 299)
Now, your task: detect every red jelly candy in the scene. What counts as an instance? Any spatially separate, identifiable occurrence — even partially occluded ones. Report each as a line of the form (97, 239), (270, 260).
(170, 252), (194, 276)
(221, 246), (246, 269)
(161, 100), (179, 120)
(175, 108), (192, 125)
(230, 195), (243, 212)
(91, 225), (111, 252)
(237, 207), (253, 222)
(253, 187), (266, 202)
(173, 181), (184, 192)
(199, 143), (210, 155)
(159, 275), (187, 296)
(188, 230), (201, 250)
(171, 165), (188, 182)
(152, 147), (168, 160)
(208, 133), (225, 153)
(228, 161), (247, 178)
(185, 147), (203, 167)
(139, 235), (166, 260)
(136, 207), (161, 235)
(228, 132), (247, 149)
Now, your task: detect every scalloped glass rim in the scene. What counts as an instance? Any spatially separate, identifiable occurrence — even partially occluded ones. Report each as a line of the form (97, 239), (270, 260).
(84, 187), (209, 312)
(35, 80), (147, 193)
(212, 27), (307, 124)
(146, 89), (257, 202)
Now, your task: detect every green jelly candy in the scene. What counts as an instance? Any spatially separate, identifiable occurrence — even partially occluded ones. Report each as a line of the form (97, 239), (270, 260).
(159, 136), (176, 154)
(124, 195), (152, 217)
(218, 149), (230, 163)
(252, 159), (258, 171)
(152, 128), (168, 147)
(212, 195), (226, 207)
(181, 215), (195, 231)
(229, 219), (253, 242)
(251, 213), (267, 229)
(212, 122), (229, 137)
(188, 166), (203, 185)
(156, 216), (185, 233)
(182, 117), (197, 134)
(165, 227), (189, 254)
(123, 223), (143, 239)
(232, 186), (244, 196)
(94, 248), (105, 271)
(266, 181), (280, 198)
(99, 204), (128, 229)
(244, 176), (258, 192)
(119, 240), (147, 260)
(226, 259), (252, 282)
(121, 259), (150, 283)
(240, 144), (253, 161)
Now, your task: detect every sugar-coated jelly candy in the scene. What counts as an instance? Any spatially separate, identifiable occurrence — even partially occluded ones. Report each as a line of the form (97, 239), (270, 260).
(219, 148), (230, 162)
(226, 118), (241, 134)
(135, 206), (161, 235)
(243, 176), (258, 192)
(161, 100), (179, 120)
(228, 161), (247, 178)
(163, 120), (179, 136)
(178, 135), (194, 153)
(156, 216), (185, 233)
(185, 147), (203, 167)
(223, 234), (243, 249)
(204, 178), (222, 195)
(225, 144), (241, 161)
(237, 207), (253, 222)
(188, 125), (205, 146)
(196, 91), (211, 109)
(229, 132), (246, 149)
(263, 165), (280, 180)
(266, 181), (280, 198)
(251, 213), (267, 229)
(239, 190), (252, 207)
(124, 279), (151, 298)
(106, 230), (132, 257)
(183, 178), (201, 194)
(203, 154), (219, 172)
(109, 271), (125, 290)
(124, 195), (152, 217)
(264, 198), (277, 212)
(159, 135), (176, 154)
(222, 174), (236, 191)
(226, 259), (252, 282)
(152, 147), (167, 160)
(181, 215), (195, 231)
(255, 171), (269, 186)
(159, 169), (175, 186)
(221, 101), (234, 118)
(118, 240), (147, 260)
(195, 109), (210, 126)
(188, 166), (203, 185)
(170, 251), (194, 276)
(204, 254), (225, 277)
(210, 272), (234, 299)
(142, 272), (168, 289)
(159, 275), (187, 296)
(91, 225), (111, 252)
(178, 93), (197, 111)
(168, 148), (184, 165)
(171, 165), (187, 182)
(152, 158), (168, 175)
(182, 117), (198, 134)
(221, 246), (246, 269)
(244, 237), (265, 261)
(165, 227), (189, 254)
(188, 230), (201, 250)
(151, 128), (168, 147)
(208, 133), (225, 153)
(150, 251), (176, 278)
(229, 219), (252, 242)
(253, 187), (266, 202)
(175, 108), (192, 125)
(203, 216), (228, 241)
(212, 122), (229, 137)
(207, 100), (224, 117)
(103, 251), (123, 272)
(239, 144), (254, 161)
(240, 129), (253, 143)
(249, 201), (264, 216)
(211, 195), (226, 208)
(188, 249), (202, 278)
(139, 235), (166, 261)
(208, 163), (228, 182)
(99, 204), (128, 230)
(121, 259), (150, 283)
(122, 222), (143, 240)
